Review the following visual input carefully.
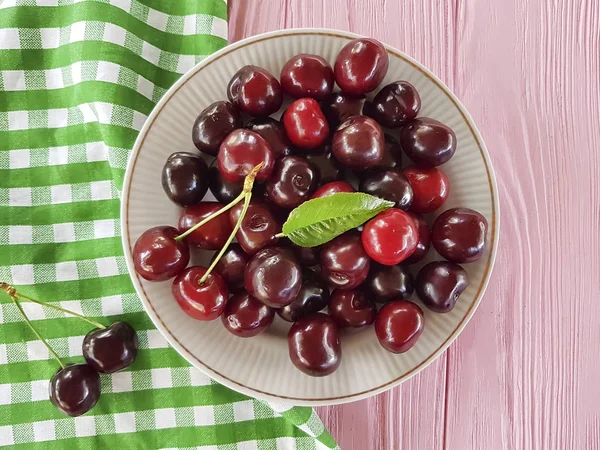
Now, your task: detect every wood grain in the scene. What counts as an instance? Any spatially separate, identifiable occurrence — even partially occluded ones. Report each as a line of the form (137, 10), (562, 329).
(229, 1), (600, 448)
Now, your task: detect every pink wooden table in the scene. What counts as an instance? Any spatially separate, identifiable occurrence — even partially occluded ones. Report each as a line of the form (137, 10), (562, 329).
(229, 1), (600, 448)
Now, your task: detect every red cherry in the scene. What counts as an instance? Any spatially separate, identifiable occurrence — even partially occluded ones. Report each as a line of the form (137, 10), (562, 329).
(362, 209), (419, 265)
(310, 181), (355, 199)
(404, 212), (432, 264)
(329, 289), (376, 328)
(178, 202), (233, 250)
(283, 98), (329, 149)
(172, 266), (228, 320)
(334, 38), (389, 95)
(133, 226), (189, 281)
(218, 129), (274, 182)
(280, 54), (334, 100)
(221, 292), (274, 337)
(227, 65), (283, 117)
(375, 301), (424, 353)
(402, 166), (450, 213)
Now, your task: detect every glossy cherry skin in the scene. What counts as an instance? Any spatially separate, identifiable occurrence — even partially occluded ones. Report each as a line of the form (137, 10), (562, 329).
(320, 231), (371, 289)
(218, 129), (274, 182)
(178, 202), (233, 250)
(213, 244), (248, 293)
(310, 180), (355, 199)
(415, 261), (468, 313)
(288, 313), (342, 376)
(161, 152), (209, 207)
(49, 364), (101, 417)
(359, 169), (413, 210)
(280, 54), (334, 100)
(284, 241), (321, 267)
(278, 270), (330, 322)
(320, 92), (366, 129)
(329, 289), (376, 328)
(133, 226), (189, 281)
(245, 247), (302, 307)
(229, 201), (281, 255)
(402, 166), (450, 213)
(227, 65), (283, 116)
(334, 38), (389, 95)
(432, 208), (488, 263)
(362, 209), (419, 265)
(265, 156), (320, 208)
(222, 292), (275, 337)
(404, 212), (431, 264)
(172, 266), (228, 320)
(283, 98), (330, 149)
(82, 322), (137, 374)
(208, 165), (243, 204)
(192, 101), (241, 156)
(332, 115), (384, 169)
(375, 301), (424, 353)
(246, 117), (293, 157)
(400, 118), (457, 167)
(305, 146), (342, 184)
(377, 134), (403, 169)
(365, 81), (421, 128)
(366, 264), (414, 303)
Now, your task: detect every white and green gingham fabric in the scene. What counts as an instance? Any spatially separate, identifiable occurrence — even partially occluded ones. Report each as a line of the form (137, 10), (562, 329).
(0, 1), (338, 448)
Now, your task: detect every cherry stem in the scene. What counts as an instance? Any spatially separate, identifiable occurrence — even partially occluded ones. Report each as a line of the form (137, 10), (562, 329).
(274, 232), (285, 239)
(11, 295), (65, 369)
(17, 293), (106, 330)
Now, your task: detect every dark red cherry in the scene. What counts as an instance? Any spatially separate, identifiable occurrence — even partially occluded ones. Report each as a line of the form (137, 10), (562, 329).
(334, 38), (389, 95)
(365, 81), (421, 128)
(320, 231), (370, 289)
(278, 270), (330, 322)
(329, 289), (376, 328)
(359, 169), (413, 210)
(172, 266), (228, 320)
(362, 209), (419, 265)
(375, 301), (424, 353)
(432, 208), (488, 263)
(402, 166), (450, 213)
(415, 261), (469, 313)
(82, 322), (138, 373)
(288, 313), (341, 376)
(178, 202), (233, 250)
(218, 129), (274, 182)
(208, 165), (243, 204)
(332, 115), (384, 169)
(227, 65), (283, 117)
(310, 181), (354, 199)
(265, 156), (320, 208)
(49, 364), (100, 417)
(320, 92), (366, 129)
(229, 201), (281, 255)
(283, 241), (321, 267)
(404, 212), (431, 264)
(192, 101), (241, 156)
(133, 226), (189, 281)
(161, 152), (209, 207)
(222, 292), (275, 337)
(213, 244), (248, 293)
(280, 54), (334, 100)
(366, 264), (414, 303)
(305, 145), (343, 184)
(283, 98), (329, 149)
(376, 134), (403, 169)
(246, 117), (294, 157)
(400, 118), (457, 167)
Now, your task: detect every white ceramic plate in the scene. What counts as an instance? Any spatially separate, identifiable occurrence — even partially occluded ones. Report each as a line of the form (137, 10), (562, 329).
(121, 28), (499, 406)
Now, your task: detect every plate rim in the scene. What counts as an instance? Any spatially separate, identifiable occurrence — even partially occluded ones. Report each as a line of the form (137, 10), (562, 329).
(120, 27), (500, 406)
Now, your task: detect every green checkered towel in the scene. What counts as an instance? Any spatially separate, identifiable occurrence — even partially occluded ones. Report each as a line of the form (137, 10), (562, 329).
(0, 1), (338, 448)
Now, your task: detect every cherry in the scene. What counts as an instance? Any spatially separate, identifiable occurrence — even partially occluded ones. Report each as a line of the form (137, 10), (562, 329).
(178, 202), (233, 250)
(402, 166), (450, 213)
(245, 247), (302, 307)
(376, 134), (403, 169)
(329, 289), (376, 328)
(278, 270), (330, 322)
(283, 98), (329, 149)
(400, 118), (456, 167)
(362, 209), (419, 265)
(208, 165), (243, 204)
(222, 292), (275, 337)
(280, 54), (334, 100)
(415, 261), (468, 313)
(133, 226), (189, 281)
(432, 208), (488, 263)
(161, 152), (209, 207)
(246, 117), (293, 157)
(366, 264), (414, 303)
(320, 231), (370, 289)
(82, 322), (138, 373)
(365, 81), (421, 127)
(359, 169), (413, 210)
(218, 129), (274, 182)
(284, 241), (321, 267)
(332, 115), (384, 169)
(310, 180), (354, 199)
(305, 145), (342, 184)
(172, 266), (228, 320)
(49, 364), (101, 417)
(192, 101), (241, 156)
(227, 65), (282, 116)
(265, 156), (320, 208)
(320, 92), (366, 129)
(229, 200), (281, 255)
(334, 38), (389, 95)
(288, 313), (341, 376)
(375, 301), (424, 353)
(213, 244), (248, 293)
(404, 212), (431, 264)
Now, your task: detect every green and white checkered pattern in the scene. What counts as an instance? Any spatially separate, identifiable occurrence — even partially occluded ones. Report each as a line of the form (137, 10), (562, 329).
(0, 1), (339, 448)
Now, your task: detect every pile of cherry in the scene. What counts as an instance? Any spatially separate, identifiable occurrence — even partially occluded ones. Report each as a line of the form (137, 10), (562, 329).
(133, 37), (488, 377)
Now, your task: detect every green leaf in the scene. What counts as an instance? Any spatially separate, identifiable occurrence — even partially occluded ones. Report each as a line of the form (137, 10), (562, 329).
(281, 192), (394, 247)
